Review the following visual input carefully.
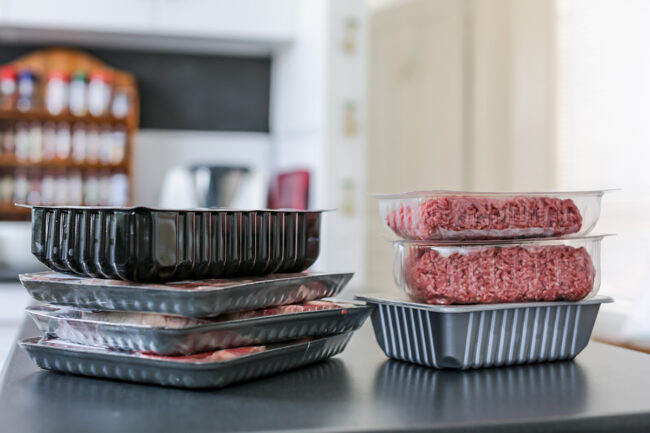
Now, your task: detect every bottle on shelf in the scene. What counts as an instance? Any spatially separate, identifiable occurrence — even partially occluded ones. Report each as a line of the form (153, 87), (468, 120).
(13, 168), (28, 204)
(43, 122), (57, 160)
(99, 124), (113, 164)
(111, 87), (130, 118)
(45, 70), (69, 115)
(112, 125), (127, 164)
(69, 71), (88, 117)
(27, 169), (42, 205)
(88, 70), (112, 117)
(67, 170), (83, 205)
(83, 171), (99, 205)
(28, 121), (43, 163)
(0, 65), (17, 109)
(71, 122), (87, 162)
(55, 122), (71, 161)
(0, 173), (13, 203)
(2, 124), (14, 154)
(86, 124), (100, 163)
(14, 121), (29, 162)
(99, 170), (111, 205)
(16, 69), (37, 112)
(109, 172), (129, 206)
(41, 170), (55, 205)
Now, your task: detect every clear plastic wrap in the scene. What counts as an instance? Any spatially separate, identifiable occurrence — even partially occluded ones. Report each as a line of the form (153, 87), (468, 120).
(20, 271), (352, 317)
(393, 235), (606, 305)
(376, 190), (607, 241)
(27, 300), (371, 355)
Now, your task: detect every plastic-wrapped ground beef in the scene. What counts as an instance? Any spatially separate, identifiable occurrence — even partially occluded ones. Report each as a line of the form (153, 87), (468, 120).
(387, 196), (583, 240)
(404, 245), (595, 304)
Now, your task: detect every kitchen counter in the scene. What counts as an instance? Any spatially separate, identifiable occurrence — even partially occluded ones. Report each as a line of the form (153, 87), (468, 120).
(1, 318), (650, 433)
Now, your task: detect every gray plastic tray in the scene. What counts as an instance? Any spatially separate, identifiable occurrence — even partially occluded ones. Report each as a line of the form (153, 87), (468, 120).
(26, 301), (371, 355)
(20, 271), (352, 317)
(20, 332), (353, 389)
(356, 294), (613, 369)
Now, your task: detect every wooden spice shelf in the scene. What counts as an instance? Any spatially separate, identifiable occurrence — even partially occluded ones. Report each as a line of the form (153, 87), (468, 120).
(0, 154), (127, 171)
(0, 203), (31, 220)
(0, 107), (131, 128)
(0, 47), (139, 215)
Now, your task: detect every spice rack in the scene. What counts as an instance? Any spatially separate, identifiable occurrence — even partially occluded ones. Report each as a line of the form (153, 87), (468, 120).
(0, 48), (138, 221)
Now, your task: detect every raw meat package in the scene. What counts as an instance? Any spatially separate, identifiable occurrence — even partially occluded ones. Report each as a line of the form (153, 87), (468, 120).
(20, 271), (352, 317)
(29, 206), (325, 282)
(393, 235), (605, 305)
(375, 190), (606, 240)
(19, 332), (354, 388)
(26, 300), (372, 355)
(357, 294), (613, 369)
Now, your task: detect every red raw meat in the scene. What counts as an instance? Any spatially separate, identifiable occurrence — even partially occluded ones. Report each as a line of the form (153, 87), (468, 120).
(404, 245), (595, 304)
(140, 345), (266, 363)
(387, 196), (583, 240)
(220, 300), (343, 320)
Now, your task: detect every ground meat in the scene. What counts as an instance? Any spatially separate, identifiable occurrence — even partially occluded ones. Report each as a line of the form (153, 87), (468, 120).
(387, 196), (583, 240)
(404, 245), (595, 304)
(219, 300), (345, 320)
(140, 346), (266, 363)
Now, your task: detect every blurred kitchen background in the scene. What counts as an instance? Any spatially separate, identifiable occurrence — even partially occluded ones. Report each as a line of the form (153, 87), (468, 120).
(0, 0), (648, 366)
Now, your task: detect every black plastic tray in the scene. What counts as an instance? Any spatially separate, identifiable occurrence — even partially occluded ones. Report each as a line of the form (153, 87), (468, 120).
(20, 332), (354, 389)
(30, 206), (324, 282)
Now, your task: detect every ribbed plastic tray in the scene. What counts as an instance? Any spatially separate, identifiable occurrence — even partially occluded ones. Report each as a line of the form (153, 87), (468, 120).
(26, 301), (371, 355)
(20, 332), (353, 389)
(30, 206), (324, 282)
(356, 294), (613, 369)
(20, 271), (352, 317)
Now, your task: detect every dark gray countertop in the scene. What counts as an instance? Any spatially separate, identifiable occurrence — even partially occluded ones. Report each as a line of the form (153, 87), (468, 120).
(1, 318), (650, 433)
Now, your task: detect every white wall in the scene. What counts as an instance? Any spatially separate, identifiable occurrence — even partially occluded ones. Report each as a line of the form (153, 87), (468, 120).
(134, 130), (271, 208)
(271, 0), (368, 290)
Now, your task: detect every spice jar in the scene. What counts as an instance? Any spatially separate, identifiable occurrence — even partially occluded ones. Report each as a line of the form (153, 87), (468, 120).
(88, 70), (112, 117)
(14, 122), (29, 162)
(55, 122), (71, 160)
(0, 65), (17, 108)
(45, 70), (69, 115)
(43, 122), (57, 160)
(17, 69), (36, 112)
(86, 124), (100, 163)
(28, 121), (43, 163)
(69, 71), (88, 117)
(71, 123), (87, 162)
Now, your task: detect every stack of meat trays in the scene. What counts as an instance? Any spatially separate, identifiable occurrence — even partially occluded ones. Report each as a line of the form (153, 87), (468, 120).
(18, 206), (371, 388)
(358, 191), (613, 369)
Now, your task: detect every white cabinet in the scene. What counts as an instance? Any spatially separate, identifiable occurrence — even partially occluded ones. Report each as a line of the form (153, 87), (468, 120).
(0, 0), (296, 50)
(2, 0), (155, 32)
(156, 0), (296, 42)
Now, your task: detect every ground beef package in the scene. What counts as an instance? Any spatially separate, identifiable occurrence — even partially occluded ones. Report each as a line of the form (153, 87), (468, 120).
(376, 191), (606, 241)
(395, 236), (604, 305)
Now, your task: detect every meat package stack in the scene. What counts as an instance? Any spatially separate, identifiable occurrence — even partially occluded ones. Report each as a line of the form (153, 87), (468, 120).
(358, 191), (612, 369)
(18, 206), (372, 388)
